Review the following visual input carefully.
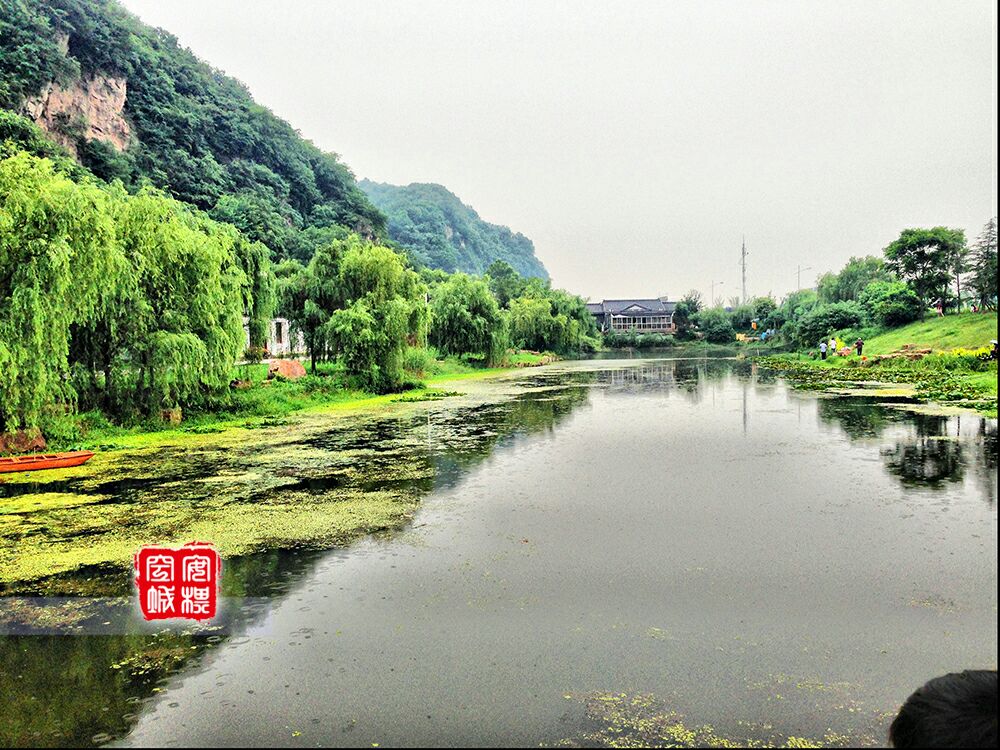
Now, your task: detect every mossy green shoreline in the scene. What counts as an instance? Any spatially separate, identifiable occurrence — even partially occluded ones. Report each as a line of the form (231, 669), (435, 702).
(757, 355), (997, 417)
(26, 355), (549, 456)
(0, 365), (537, 591)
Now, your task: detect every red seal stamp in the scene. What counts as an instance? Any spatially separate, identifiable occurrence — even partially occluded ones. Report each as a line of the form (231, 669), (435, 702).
(134, 542), (221, 621)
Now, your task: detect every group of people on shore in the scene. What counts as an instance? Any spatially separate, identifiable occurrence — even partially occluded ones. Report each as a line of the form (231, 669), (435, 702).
(819, 336), (864, 360)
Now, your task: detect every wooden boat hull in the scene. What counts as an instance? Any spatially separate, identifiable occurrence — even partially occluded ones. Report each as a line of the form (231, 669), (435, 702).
(0, 450), (95, 474)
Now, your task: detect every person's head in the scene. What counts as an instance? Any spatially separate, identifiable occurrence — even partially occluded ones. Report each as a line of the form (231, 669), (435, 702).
(889, 670), (997, 748)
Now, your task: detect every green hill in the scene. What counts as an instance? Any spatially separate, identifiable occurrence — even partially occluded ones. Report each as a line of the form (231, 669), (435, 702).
(360, 179), (548, 279)
(1, 1), (552, 277)
(1, 0), (384, 260)
(859, 312), (998, 355)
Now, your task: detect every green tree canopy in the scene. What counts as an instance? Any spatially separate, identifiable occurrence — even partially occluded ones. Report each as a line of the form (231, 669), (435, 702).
(0, 151), (117, 430)
(857, 280), (922, 328)
(692, 308), (735, 343)
(969, 218), (997, 310)
(884, 227), (966, 313)
(1, 150), (259, 429)
(794, 301), (866, 347)
(327, 239), (428, 393)
(429, 274), (507, 363)
(485, 259), (527, 308)
(817, 256), (892, 303)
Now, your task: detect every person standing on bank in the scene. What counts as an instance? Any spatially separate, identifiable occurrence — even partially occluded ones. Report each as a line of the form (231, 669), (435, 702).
(829, 337), (838, 357)
(819, 340), (828, 360)
(855, 338), (864, 356)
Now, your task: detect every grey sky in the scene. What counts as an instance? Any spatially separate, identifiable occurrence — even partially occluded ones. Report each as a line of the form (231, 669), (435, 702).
(120, 0), (997, 302)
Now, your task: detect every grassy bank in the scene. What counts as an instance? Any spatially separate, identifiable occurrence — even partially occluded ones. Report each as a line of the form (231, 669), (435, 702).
(33, 350), (554, 455)
(837, 311), (998, 355)
(758, 314), (998, 416)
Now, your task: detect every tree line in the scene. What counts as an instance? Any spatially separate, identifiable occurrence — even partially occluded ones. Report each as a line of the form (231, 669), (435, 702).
(0, 143), (596, 434)
(275, 251), (598, 392)
(0, 149), (273, 432)
(639, 222), (998, 348)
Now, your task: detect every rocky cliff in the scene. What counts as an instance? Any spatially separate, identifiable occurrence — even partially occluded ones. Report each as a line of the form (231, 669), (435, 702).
(22, 71), (131, 156)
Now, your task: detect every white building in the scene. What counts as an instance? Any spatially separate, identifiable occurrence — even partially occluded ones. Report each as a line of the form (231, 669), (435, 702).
(243, 317), (305, 356)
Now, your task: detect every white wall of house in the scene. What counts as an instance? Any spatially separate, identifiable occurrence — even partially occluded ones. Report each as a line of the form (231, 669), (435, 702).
(243, 317), (306, 356)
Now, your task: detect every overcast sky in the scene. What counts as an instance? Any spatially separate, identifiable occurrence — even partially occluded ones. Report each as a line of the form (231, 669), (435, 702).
(121, 0), (997, 302)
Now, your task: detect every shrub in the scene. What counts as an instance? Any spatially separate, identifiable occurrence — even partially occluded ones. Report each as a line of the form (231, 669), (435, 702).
(402, 346), (439, 377)
(693, 308), (736, 343)
(795, 302), (866, 347)
(603, 331), (675, 348)
(858, 280), (923, 328)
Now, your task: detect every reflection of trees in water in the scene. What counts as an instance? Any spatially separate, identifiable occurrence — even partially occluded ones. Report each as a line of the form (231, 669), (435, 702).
(587, 358), (735, 403)
(426, 383), (593, 490)
(0, 547), (328, 747)
(882, 413), (998, 500)
(817, 399), (908, 440)
(880, 414), (966, 488)
(816, 398), (998, 502)
(0, 383), (596, 748)
(972, 418), (997, 507)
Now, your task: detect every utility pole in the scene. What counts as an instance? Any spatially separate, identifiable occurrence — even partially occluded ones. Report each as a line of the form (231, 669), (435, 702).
(710, 280), (724, 307)
(795, 264), (812, 291)
(740, 236), (748, 303)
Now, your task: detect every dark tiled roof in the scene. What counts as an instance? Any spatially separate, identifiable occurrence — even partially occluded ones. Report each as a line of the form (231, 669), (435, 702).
(589, 298), (676, 316)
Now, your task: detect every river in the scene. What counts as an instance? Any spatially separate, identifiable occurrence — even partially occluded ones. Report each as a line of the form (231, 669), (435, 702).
(1, 357), (996, 747)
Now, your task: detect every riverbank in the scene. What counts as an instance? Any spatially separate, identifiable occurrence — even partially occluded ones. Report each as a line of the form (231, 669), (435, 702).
(838, 311), (998, 355)
(757, 313), (999, 415)
(0, 359), (557, 591)
(25, 350), (555, 456)
(758, 352), (998, 416)
(597, 340), (744, 357)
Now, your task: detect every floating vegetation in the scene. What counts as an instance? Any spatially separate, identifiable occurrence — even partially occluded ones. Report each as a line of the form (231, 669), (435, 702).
(240, 416), (293, 430)
(181, 425), (226, 434)
(0, 375), (589, 592)
(391, 389), (462, 403)
(759, 356), (997, 415)
(551, 691), (874, 748)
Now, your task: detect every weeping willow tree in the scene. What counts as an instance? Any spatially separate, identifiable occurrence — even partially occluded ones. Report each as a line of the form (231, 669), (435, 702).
(71, 188), (255, 417)
(0, 152), (119, 431)
(2, 150), (275, 432)
(428, 273), (508, 365)
(326, 237), (428, 393)
(237, 233), (277, 358)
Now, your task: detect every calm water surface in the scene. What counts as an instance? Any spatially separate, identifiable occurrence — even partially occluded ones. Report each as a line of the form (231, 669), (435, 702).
(1, 358), (996, 747)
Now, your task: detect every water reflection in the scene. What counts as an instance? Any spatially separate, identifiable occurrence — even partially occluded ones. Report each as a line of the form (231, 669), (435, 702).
(0, 380), (594, 748)
(0, 360), (996, 748)
(881, 415), (965, 488)
(817, 399), (998, 502)
(817, 399), (908, 440)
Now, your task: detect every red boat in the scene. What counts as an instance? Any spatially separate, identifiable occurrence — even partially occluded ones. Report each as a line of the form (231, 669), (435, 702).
(0, 450), (95, 474)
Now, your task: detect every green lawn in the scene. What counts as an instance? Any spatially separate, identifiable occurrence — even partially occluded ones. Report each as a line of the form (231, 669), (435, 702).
(857, 312), (997, 355)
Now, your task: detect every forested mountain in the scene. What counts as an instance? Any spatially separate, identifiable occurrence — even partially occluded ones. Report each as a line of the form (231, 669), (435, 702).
(360, 179), (549, 279)
(1, 0), (551, 276)
(0, 0), (384, 261)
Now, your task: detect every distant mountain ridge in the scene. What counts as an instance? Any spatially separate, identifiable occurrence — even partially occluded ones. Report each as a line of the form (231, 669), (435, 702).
(0, 0), (384, 260)
(0, 0), (547, 277)
(360, 179), (549, 279)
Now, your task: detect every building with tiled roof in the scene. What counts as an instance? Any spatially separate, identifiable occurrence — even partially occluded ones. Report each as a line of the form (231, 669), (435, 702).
(587, 297), (677, 334)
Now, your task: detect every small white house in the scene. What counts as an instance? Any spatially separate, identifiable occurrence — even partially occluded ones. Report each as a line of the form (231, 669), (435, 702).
(243, 317), (305, 356)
